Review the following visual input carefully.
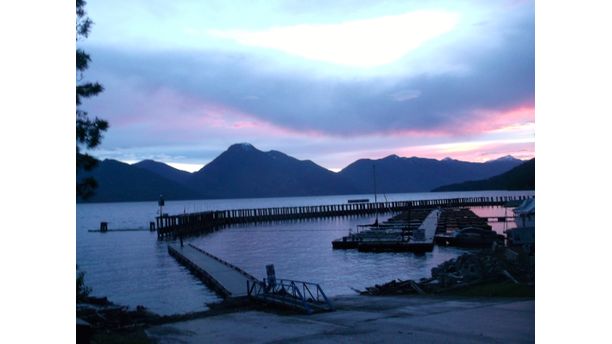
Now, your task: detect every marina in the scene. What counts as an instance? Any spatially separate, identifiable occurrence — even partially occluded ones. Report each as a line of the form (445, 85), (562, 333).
(77, 191), (533, 315)
(332, 205), (507, 252)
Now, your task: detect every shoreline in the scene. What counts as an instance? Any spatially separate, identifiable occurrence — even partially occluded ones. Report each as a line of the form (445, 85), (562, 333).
(78, 244), (534, 342)
(78, 284), (534, 343)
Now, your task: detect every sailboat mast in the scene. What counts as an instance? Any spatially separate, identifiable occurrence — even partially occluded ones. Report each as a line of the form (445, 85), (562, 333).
(373, 164), (379, 227)
(373, 164), (377, 204)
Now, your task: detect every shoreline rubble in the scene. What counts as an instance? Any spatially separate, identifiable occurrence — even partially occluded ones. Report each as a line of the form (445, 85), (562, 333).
(358, 246), (534, 296)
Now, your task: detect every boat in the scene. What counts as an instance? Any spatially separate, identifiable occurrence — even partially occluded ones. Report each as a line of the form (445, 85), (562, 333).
(354, 164), (381, 228)
(332, 226), (406, 250)
(435, 227), (504, 247)
(331, 236), (360, 249)
(371, 164), (380, 228)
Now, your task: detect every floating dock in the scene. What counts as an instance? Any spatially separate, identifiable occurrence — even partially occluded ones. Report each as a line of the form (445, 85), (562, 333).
(436, 208), (492, 232)
(332, 208), (433, 250)
(333, 207), (500, 252)
(168, 244), (258, 298)
(168, 244), (334, 313)
(355, 209), (440, 253)
(405, 209), (440, 252)
(332, 209), (440, 253)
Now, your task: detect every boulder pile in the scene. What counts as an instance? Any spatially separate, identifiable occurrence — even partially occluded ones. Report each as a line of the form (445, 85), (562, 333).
(360, 247), (534, 296)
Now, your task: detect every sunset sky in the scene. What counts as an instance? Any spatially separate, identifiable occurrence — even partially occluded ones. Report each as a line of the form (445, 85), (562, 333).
(78, 0), (534, 172)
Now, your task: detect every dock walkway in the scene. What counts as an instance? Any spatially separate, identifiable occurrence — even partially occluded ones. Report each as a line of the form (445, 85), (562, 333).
(168, 244), (257, 298)
(169, 244), (335, 313)
(405, 209), (440, 251)
(156, 195), (532, 238)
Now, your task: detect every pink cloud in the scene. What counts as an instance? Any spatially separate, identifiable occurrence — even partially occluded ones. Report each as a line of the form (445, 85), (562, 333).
(385, 128), (449, 137)
(375, 104), (535, 138)
(115, 89), (330, 142)
(392, 140), (535, 162)
(457, 104), (535, 135)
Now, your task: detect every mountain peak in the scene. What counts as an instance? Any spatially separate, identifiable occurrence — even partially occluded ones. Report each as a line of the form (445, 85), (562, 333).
(228, 142), (257, 152)
(488, 155), (520, 163)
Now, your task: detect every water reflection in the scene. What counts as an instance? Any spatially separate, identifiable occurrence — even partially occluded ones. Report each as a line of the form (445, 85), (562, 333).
(77, 191), (532, 315)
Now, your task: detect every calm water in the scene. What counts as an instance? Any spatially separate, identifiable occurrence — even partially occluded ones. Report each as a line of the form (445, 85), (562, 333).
(76, 190), (533, 315)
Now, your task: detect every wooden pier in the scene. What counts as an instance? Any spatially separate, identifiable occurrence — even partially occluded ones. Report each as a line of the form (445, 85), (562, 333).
(168, 244), (258, 298)
(157, 195), (531, 239)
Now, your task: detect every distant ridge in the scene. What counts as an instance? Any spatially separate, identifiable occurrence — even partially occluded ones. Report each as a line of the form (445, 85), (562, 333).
(78, 143), (527, 203)
(77, 159), (203, 203)
(338, 154), (523, 194)
(432, 158), (535, 192)
(133, 159), (192, 185)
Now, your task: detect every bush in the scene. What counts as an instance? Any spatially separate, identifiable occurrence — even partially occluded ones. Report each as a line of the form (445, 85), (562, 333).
(77, 265), (92, 303)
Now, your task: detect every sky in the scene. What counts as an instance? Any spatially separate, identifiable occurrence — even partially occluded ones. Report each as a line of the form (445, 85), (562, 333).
(78, 0), (534, 172)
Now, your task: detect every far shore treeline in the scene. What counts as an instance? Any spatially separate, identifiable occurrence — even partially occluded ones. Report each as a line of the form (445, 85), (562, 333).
(77, 143), (534, 203)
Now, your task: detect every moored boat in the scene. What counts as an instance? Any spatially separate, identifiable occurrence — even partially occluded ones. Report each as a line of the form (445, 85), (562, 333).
(435, 227), (504, 247)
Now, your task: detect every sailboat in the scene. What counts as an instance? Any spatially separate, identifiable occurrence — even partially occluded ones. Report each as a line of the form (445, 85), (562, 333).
(354, 163), (381, 229)
(372, 164), (380, 228)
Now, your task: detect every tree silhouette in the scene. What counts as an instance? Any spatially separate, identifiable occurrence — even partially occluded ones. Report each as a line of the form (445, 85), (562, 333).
(76, 0), (108, 199)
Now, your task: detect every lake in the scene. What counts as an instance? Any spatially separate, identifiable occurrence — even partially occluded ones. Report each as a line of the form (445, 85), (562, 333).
(76, 190), (533, 315)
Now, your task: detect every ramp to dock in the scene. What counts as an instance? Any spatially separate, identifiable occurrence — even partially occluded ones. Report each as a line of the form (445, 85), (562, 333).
(411, 209), (441, 243)
(168, 244), (258, 298)
(405, 209), (441, 252)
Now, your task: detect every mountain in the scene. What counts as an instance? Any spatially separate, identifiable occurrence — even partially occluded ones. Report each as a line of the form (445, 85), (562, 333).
(133, 159), (192, 185)
(189, 143), (357, 198)
(432, 158), (535, 192)
(77, 144), (529, 203)
(488, 155), (522, 163)
(77, 159), (203, 203)
(338, 155), (524, 194)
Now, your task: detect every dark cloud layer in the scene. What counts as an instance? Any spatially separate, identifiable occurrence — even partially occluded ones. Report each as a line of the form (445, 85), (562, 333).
(82, 4), (533, 138)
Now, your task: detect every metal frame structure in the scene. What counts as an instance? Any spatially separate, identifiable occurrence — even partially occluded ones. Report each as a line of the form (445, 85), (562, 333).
(247, 278), (334, 314)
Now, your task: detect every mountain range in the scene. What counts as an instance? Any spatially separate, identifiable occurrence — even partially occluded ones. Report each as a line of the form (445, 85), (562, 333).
(77, 143), (530, 203)
(432, 158), (535, 192)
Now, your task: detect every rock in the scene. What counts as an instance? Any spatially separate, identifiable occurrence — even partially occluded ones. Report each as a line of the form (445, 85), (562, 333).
(76, 318), (92, 344)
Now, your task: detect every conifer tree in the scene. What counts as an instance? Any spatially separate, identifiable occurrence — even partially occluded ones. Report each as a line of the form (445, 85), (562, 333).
(76, 0), (108, 199)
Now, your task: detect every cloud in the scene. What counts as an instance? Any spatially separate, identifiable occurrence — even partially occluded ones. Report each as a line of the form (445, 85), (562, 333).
(79, 0), (534, 168)
(393, 140), (535, 163)
(208, 10), (458, 67)
(85, 10), (533, 137)
(390, 89), (422, 102)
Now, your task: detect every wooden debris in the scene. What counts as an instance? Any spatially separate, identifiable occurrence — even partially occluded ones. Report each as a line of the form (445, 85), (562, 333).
(502, 270), (519, 284)
(409, 280), (426, 295)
